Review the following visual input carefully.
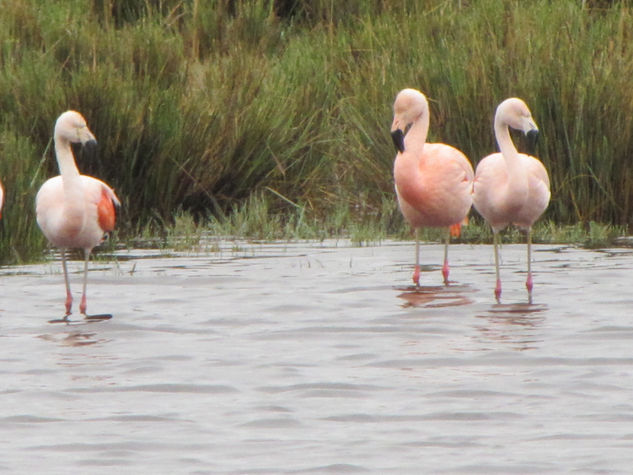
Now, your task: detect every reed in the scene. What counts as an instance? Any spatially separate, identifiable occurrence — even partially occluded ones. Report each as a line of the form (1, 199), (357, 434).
(0, 0), (632, 263)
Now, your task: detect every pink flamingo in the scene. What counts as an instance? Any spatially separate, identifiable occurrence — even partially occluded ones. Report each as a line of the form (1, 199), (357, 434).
(472, 98), (550, 301)
(35, 111), (120, 318)
(390, 88), (474, 286)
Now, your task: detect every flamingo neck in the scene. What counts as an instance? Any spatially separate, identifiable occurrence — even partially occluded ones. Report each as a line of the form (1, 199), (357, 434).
(54, 136), (86, 227)
(495, 118), (527, 192)
(394, 110), (429, 186)
(404, 109), (430, 154)
(54, 137), (81, 179)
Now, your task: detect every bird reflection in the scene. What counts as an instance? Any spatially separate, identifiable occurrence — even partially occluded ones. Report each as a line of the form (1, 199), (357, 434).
(476, 302), (547, 351)
(39, 331), (104, 347)
(396, 283), (474, 308)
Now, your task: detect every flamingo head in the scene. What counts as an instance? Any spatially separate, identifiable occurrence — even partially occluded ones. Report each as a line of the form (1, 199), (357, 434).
(54, 111), (97, 149)
(497, 98), (539, 140)
(390, 88), (428, 153)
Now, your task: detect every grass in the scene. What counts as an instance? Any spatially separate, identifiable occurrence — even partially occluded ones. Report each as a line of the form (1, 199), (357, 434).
(155, 193), (626, 252)
(1, 0), (633, 263)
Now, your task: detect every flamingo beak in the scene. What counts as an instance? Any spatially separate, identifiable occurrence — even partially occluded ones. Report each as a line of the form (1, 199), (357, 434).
(84, 138), (98, 155)
(76, 138), (99, 163)
(390, 122), (411, 153)
(526, 129), (539, 156)
(391, 129), (405, 153)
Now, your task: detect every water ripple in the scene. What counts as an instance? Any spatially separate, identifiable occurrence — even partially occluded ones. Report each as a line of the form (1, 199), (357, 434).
(2, 241), (633, 473)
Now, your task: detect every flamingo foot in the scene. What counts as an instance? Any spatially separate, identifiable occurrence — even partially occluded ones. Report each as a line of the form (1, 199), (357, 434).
(412, 265), (420, 287)
(525, 272), (534, 295)
(65, 293), (73, 316)
(494, 279), (502, 302)
(79, 294), (87, 316)
(48, 315), (72, 324)
(442, 260), (450, 285)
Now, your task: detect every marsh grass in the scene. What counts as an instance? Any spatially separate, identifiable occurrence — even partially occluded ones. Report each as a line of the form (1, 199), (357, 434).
(1, 0), (633, 263)
(157, 193), (625, 253)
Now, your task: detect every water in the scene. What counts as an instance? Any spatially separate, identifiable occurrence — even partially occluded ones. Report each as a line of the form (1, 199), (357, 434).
(2, 240), (633, 473)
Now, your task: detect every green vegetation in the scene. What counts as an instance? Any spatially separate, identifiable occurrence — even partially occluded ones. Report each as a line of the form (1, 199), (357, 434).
(1, 0), (632, 263)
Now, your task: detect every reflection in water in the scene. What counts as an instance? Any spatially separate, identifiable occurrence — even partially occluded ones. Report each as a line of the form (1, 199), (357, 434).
(39, 330), (108, 346)
(396, 284), (474, 308)
(38, 331), (105, 347)
(476, 303), (547, 351)
(38, 329), (114, 382)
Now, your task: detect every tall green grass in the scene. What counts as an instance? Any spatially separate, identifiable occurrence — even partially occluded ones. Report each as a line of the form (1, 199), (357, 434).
(0, 0), (632, 263)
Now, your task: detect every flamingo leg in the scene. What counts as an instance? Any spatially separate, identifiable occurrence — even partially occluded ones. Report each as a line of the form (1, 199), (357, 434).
(493, 232), (502, 302)
(442, 228), (450, 285)
(61, 249), (73, 316)
(412, 228), (420, 286)
(79, 249), (90, 315)
(526, 228), (534, 301)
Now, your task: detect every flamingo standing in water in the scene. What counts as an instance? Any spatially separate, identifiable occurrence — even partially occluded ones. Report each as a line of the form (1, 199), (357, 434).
(472, 98), (550, 301)
(36, 111), (120, 319)
(390, 88), (474, 286)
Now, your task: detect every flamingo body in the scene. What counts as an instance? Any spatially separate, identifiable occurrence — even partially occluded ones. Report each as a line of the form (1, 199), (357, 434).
(473, 152), (549, 232)
(395, 142), (473, 229)
(472, 98), (550, 301)
(35, 110), (120, 317)
(36, 175), (118, 250)
(391, 88), (474, 285)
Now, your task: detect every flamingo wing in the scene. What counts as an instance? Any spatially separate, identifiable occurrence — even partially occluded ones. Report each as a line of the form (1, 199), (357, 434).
(472, 153), (513, 231)
(81, 176), (120, 232)
(520, 155), (551, 226)
(408, 143), (473, 226)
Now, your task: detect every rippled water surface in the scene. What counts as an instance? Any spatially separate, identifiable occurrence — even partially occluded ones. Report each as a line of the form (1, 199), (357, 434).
(2, 240), (633, 473)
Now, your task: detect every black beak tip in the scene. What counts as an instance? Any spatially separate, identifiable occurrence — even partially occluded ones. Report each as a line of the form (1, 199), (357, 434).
(85, 138), (98, 150)
(391, 129), (405, 153)
(81, 139), (99, 160)
(526, 129), (539, 155)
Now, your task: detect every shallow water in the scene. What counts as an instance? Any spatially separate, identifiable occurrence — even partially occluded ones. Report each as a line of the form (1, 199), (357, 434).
(2, 240), (633, 473)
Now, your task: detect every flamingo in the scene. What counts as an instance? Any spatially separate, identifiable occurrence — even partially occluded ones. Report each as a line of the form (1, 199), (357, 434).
(390, 88), (474, 286)
(472, 98), (550, 301)
(35, 111), (120, 319)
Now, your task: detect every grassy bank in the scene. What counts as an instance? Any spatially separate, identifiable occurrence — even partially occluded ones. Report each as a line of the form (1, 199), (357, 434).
(1, 0), (632, 263)
(133, 192), (625, 252)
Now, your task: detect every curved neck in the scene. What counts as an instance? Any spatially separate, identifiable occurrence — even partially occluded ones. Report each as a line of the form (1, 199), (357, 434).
(54, 136), (86, 230)
(54, 137), (81, 179)
(394, 109), (429, 204)
(495, 117), (525, 183)
(404, 109), (429, 154)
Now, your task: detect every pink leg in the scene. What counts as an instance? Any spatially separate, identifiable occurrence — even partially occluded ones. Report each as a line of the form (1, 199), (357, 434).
(65, 291), (73, 316)
(526, 228), (534, 299)
(442, 229), (450, 285)
(79, 249), (91, 315)
(61, 250), (73, 316)
(79, 294), (87, 315)
(493, 232), (501, 302)
(412, 228), (421, 286)
(412, 265), (420, 286)
(495, 278), (502, 302)
(442, 259), (449, 285)
(526, 272), (533, 293)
